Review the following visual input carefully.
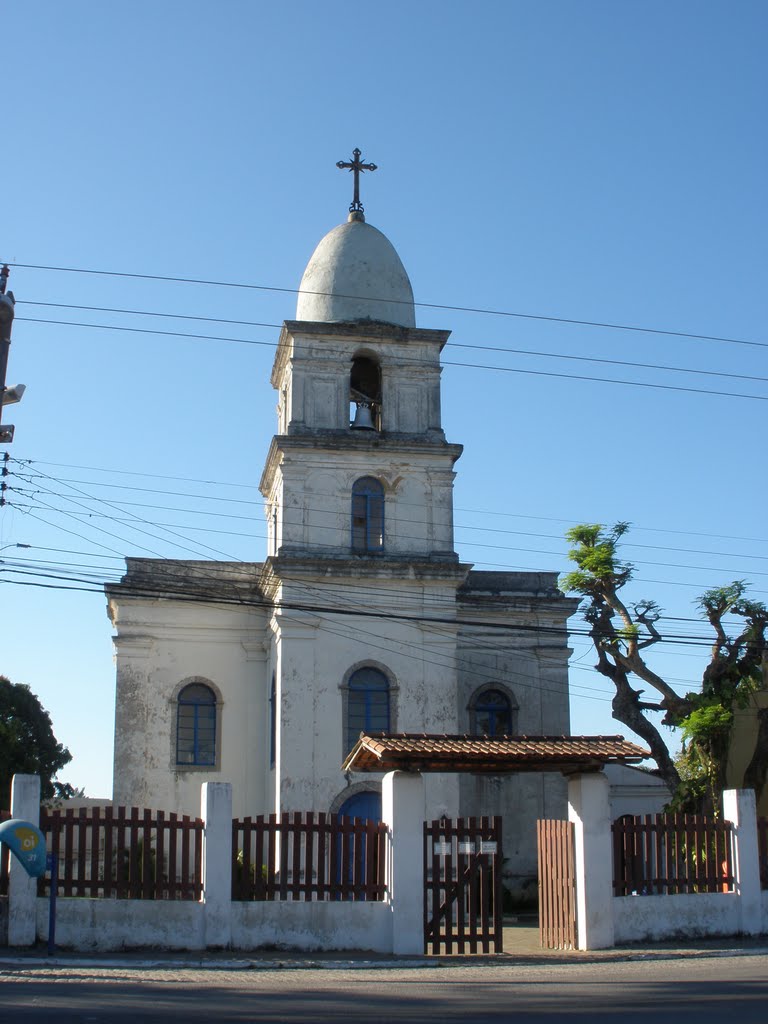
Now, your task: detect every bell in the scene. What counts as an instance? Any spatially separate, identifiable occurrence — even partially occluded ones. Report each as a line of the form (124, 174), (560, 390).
(351, 401), (376, 431)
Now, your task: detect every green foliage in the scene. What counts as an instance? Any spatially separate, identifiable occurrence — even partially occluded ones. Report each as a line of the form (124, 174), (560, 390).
(561, 521), (768, 814)
(0, 675), (73, 804)
(668, 744), (711, 813)
(680, 702), (733, 743)
(561, 522), (635, 595)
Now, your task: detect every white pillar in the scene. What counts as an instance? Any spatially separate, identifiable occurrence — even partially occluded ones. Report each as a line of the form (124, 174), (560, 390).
(723, 788), (761, 936)
(201, 781), (232, 948)
(382, 770), (425, 955)
(8, 774), (41, 947)
(568, 772), (614, 950)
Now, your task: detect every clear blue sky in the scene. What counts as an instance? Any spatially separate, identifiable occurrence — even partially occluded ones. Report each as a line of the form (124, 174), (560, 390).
(1, 1), (766, 795)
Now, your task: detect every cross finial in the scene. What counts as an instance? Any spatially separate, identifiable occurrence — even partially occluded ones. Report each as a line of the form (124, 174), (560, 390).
(336, 148), (377, 217)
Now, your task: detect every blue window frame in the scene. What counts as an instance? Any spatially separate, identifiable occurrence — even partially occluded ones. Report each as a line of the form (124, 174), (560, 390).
(473, 688), (515, 738)
(176, 683), (217, 766)
(351, 477), (384, 552)
(269, 672), (276, 768)
(346, 667), (390, 751)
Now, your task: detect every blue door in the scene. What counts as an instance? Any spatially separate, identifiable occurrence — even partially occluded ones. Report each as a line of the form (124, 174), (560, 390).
(335, 791), (382, 899)
(337, 790), (381, 823)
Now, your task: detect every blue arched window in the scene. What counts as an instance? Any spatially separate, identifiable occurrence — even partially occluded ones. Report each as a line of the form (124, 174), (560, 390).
(176, 683), (217, 766)
(346, 667), (390, 751)
(471, 687), (517, 738)
(351, 477), (384, 552)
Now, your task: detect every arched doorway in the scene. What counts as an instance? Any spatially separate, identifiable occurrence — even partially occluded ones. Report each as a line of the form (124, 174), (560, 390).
(334, 790), (383, 900)
(337, 789), (382, 823)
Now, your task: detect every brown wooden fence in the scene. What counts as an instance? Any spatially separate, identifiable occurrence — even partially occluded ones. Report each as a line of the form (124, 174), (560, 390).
(37, 806), (203, 900)
(0, 809), (10, 897)
(537, 818), (577, 950)
(759, 817), (768, 890)
(232, 812), (387, 902)
(612, 813), (734, 896)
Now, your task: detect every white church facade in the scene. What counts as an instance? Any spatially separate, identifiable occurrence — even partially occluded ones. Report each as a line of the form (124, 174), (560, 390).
(106, 163), (578, 887)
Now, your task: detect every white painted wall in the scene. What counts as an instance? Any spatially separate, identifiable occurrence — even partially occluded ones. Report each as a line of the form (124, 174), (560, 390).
(110, 582), (270, 820)
(35, 898), (206, 952)
(614, 893), (741, 943)
(231, 901), (392, 953)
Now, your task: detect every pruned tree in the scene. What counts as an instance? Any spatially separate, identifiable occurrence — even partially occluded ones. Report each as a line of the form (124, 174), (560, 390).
(0, 675), (73, 804)
(561, 524), (768, 813)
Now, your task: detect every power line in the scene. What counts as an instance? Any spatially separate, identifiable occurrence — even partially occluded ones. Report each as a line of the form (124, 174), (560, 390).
(12, 466), (768, 565)
(1, 549), (757, 651)
(10, 498), (768, 601)
(17, 300), (768, 386)
(16, 316), (768, 404)
(10, 469), (768, 580)
(15, 459), (768, 547)
(6, 260), (768, 349)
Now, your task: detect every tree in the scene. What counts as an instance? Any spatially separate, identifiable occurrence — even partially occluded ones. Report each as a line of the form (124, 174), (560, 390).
(0, 675), (73, 804)
(561, 524), (768, 814)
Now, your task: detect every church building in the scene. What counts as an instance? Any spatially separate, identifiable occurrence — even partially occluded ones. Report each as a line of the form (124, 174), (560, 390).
(106, 154), (578, 887)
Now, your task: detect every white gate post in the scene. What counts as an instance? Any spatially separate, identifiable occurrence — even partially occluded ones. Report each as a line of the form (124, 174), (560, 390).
(723, 788), (761, 936)
(382, 769), (425, 955)
(568, 772), (614, 950)
(201, 782), (233, 948)
(8, 774), (41, 947)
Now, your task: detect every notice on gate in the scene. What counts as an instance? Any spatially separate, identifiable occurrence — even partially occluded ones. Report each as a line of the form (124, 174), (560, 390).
(480, 841), (497, 855)
(433, 841), (451, 856)
(457, 841), (474, 855)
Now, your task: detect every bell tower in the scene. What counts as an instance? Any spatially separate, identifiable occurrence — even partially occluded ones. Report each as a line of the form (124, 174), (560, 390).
(259, 152), (466, 817)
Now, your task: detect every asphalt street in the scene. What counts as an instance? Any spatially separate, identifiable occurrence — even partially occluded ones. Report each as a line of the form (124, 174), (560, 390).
(1, 954), (766, 1023)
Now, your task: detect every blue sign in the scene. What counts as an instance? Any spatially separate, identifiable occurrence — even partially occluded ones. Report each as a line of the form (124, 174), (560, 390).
(0, 819), (48, 878)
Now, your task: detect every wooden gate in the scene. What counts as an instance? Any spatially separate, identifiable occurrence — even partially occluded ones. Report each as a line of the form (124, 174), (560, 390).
(537, 818), (577, 949)
(423, 816), (503, 955)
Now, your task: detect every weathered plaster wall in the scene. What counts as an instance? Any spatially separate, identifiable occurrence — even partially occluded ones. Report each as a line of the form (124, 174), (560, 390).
(613, 893), (742, 943)
(267, 446), (460, 558)
(230, 901), (392, 952)
(272, 575), (462, 817)
(36, 898), (205, 951)
(33, 898), (392, 953)
(456, 575), (575, 886)
(110, 589), (270, 819)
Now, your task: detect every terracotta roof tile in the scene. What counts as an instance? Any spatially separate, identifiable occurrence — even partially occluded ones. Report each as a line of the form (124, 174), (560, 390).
(342, 732), (649, 774)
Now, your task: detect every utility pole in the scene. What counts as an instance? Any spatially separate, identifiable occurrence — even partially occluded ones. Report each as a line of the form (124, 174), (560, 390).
(0, 264), (24, 444)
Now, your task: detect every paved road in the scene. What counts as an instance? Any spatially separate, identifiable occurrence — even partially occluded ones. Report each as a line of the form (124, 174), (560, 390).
(1, 954), (767, 1023)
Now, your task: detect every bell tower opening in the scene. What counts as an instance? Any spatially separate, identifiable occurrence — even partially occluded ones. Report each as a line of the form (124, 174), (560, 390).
(350, 355), (382, 431)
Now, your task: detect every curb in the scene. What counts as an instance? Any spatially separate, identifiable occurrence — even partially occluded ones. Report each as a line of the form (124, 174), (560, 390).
(2, 946), (768, 972)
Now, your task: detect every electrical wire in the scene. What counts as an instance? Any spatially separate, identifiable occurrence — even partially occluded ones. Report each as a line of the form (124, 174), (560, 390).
(5, 261), (767, 349)
(14, 458), (768, 548)
(16, 315), (768, 403)
(10, 472), (768, 581)
(16, 300), (768, 386)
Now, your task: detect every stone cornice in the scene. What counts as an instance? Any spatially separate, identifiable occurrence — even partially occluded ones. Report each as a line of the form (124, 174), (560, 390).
(259, 554), (471, 588)
(259, 433), (463, 495)
(271, 320), (452, 388)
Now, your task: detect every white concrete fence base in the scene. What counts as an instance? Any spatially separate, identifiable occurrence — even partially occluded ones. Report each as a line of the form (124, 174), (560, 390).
(8, 774), (41, 947)
(3, 775), (766, 952)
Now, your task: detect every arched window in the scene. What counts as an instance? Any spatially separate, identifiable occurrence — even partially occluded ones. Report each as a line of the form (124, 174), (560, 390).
(351, 476), (384, 552)
(470, 687), (517, 738)
(350, 356), (382, 431)
(176, 683), (217, 766)
(346, 667), (390, 751)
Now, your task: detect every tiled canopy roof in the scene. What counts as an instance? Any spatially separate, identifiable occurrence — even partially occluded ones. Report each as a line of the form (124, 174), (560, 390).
(342, 733), (649, 775)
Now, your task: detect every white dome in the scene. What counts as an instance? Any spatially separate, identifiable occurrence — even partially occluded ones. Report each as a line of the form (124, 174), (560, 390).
(296, 215), (415, 327)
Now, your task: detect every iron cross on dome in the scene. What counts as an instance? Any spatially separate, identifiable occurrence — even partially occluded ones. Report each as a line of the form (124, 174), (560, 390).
(336, 148), (377, 214)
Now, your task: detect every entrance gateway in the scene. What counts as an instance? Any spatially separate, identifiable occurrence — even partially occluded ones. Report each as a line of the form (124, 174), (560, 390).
(342, 731), (647, 954)
(424, 814), (503, 954)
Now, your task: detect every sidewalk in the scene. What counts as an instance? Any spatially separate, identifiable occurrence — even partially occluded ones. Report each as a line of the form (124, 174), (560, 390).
(2, 923), (767, 972)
